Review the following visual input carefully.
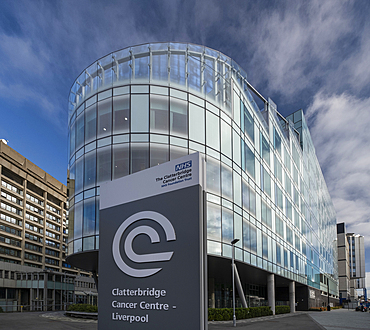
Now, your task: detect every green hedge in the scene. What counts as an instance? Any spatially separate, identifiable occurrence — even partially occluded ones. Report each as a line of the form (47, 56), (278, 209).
(275, 305), (290, 314)
(208, 306), (273, 321)
(67, 304), (98, 313)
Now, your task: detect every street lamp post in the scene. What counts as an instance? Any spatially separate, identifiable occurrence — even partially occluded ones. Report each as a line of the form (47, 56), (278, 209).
(231, 238), (240, 327)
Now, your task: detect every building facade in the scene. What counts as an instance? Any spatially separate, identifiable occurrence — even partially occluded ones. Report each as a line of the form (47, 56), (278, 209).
(0, 141), (96, 310)
(67, 42), (339, 309)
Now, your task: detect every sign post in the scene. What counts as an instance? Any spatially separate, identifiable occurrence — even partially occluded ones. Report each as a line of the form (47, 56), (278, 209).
(98, 153), (207, 329)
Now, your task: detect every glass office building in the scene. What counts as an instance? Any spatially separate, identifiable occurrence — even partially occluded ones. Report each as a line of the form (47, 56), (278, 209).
(67, 42), (338, 309)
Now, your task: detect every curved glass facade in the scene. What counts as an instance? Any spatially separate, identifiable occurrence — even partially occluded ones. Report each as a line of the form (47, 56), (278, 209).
(67, 42), (338, 298)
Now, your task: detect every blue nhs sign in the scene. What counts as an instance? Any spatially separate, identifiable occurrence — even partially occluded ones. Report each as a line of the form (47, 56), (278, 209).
(175, 160), (192, 171)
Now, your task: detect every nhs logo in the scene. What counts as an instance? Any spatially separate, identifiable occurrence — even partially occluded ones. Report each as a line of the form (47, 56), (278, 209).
(175, 160), (192, 171)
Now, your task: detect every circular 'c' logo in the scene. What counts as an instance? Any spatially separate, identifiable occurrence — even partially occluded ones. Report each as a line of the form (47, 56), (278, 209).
(112, 211), (176, 278)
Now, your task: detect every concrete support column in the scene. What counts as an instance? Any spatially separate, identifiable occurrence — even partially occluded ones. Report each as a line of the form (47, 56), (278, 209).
(267, 274), (275, 315)
(30, 287), (33, 311)
(289, 281), (295, 313)
(209, 278), (215, 308)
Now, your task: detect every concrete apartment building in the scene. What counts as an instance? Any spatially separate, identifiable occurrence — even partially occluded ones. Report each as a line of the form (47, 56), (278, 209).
(0, 140), (96, 311)
(337, 223), (366, 304)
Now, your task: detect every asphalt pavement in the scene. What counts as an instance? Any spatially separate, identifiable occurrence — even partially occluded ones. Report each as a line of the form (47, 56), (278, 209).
(0, 307), (368, 329)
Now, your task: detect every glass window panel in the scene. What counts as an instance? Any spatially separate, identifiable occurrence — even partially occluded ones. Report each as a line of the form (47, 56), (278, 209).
(131, 94), (149, 132)
(274, 155), (282, 183)
(83, 236), (95, 251)
(74, 239), (82, 253)
(233, 172), (241, 206)
(76, 114), (84, 150)
(84, 151), (96, 190)
(276, 243), (281, 265)
(262, 233), (268, 259)
(206, 111), (219, 150)
(233, 91), (240, 127)
(250, 225), (257, 253)
(276, 215), (284, 238)
(83, 198), (95, 237)
(221, 120), (232, 158)
(261, 134), (270, 165)
(285, 172), (291, 196)
(243, 102), (254, 142)
(222, 208), (233, 243)
(150, 95), (169, 134)
(207, 202), (221, 241)
(274, 127), (281, 155)
(170, 54), (185, 85)
(261, 200), (272, 228)
(221, 163), (232, 200)
(242, 140), (255, 178)
(74, 202), (83, 240)
(286, 198), (292, 220)
(152, 54), (168, 81)
(286, 226), (293, 245)
(170, 145), (188, 160)
(70, 121), (76, 157)
(113, 95), (130, 134)
(112, 144), (129, 180)
(234, 213), (242, 248)
(150, 143), (169, 167)
(97, 98), (112, 138)
(95, 198), (100, 235)
(85, 104), (97, 144)
(243, 219), (250, 251)
(250, 189), (256, 217)
(275, 185), (283, 210)
(131, 143), (149, 174)
(135, 56), (149, 80)
(97, 146), (111, 184)
(170, 97), (188, 138)
(188, 55), (201, 92)
(206, 157), (220, 195)
(189, 103), (204, 144)
(242, 179), (250, 212)
(262, 167), (271, 197)
(75, 157), (84, 193)
(284, 249), (288, 268)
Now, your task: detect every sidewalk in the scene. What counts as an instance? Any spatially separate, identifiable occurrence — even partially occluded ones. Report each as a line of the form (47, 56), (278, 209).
(209, 308), (370, 330)
(0, 308), (367, 330)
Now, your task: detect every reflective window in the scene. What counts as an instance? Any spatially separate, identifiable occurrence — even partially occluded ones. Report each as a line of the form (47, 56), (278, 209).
(206, 158), (220, 195)
(221, 120), (232, 158)
(74, 202), (83, 240)
(222, 208), (233, 243)
(250, 225), (257, 253)
(83, 198), (95, 237)
(261, 134), (270, 165)
(207, 202), (221, 241)
(261, 200), (272, 229)
(261, 166), (271, 197)
(170, 97), (188, 138)
(97, 146), (111, 184)
(276, 215), (284, 238)
(286, 226), (293, 245)
(112, 144), (129, 180)
(274, 155), (282, 183)
(241, 101), (254, 143)
(97, 98), (112, 138)
(150, 144), (169, 167)
(85, 104), (97, 144)
(131, 94), (149, 132)
(206, 111), (219, 150)
(221, 164), (232, 200)
(75, 157), (84, 193)
(76, 114), (84, 150)
(84, 151), (96, 189)
(274, 127), (281, 156)
(276, 243), (281, 265)
(189, 103), (204, 144)
(113, 95), (129, 134)
(262, 233), (268, 259)
(242, 140), (255, 179)
(275, 185), (283, 210)
(131, 143), (149, 173)
(150, 95), (169, 134)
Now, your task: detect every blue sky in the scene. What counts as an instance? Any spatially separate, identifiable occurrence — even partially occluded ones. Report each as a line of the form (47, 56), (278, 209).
(0, 0), (369, 275)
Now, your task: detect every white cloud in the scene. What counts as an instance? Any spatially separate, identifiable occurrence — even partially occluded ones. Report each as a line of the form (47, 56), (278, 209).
(307, 92), (370, 246)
